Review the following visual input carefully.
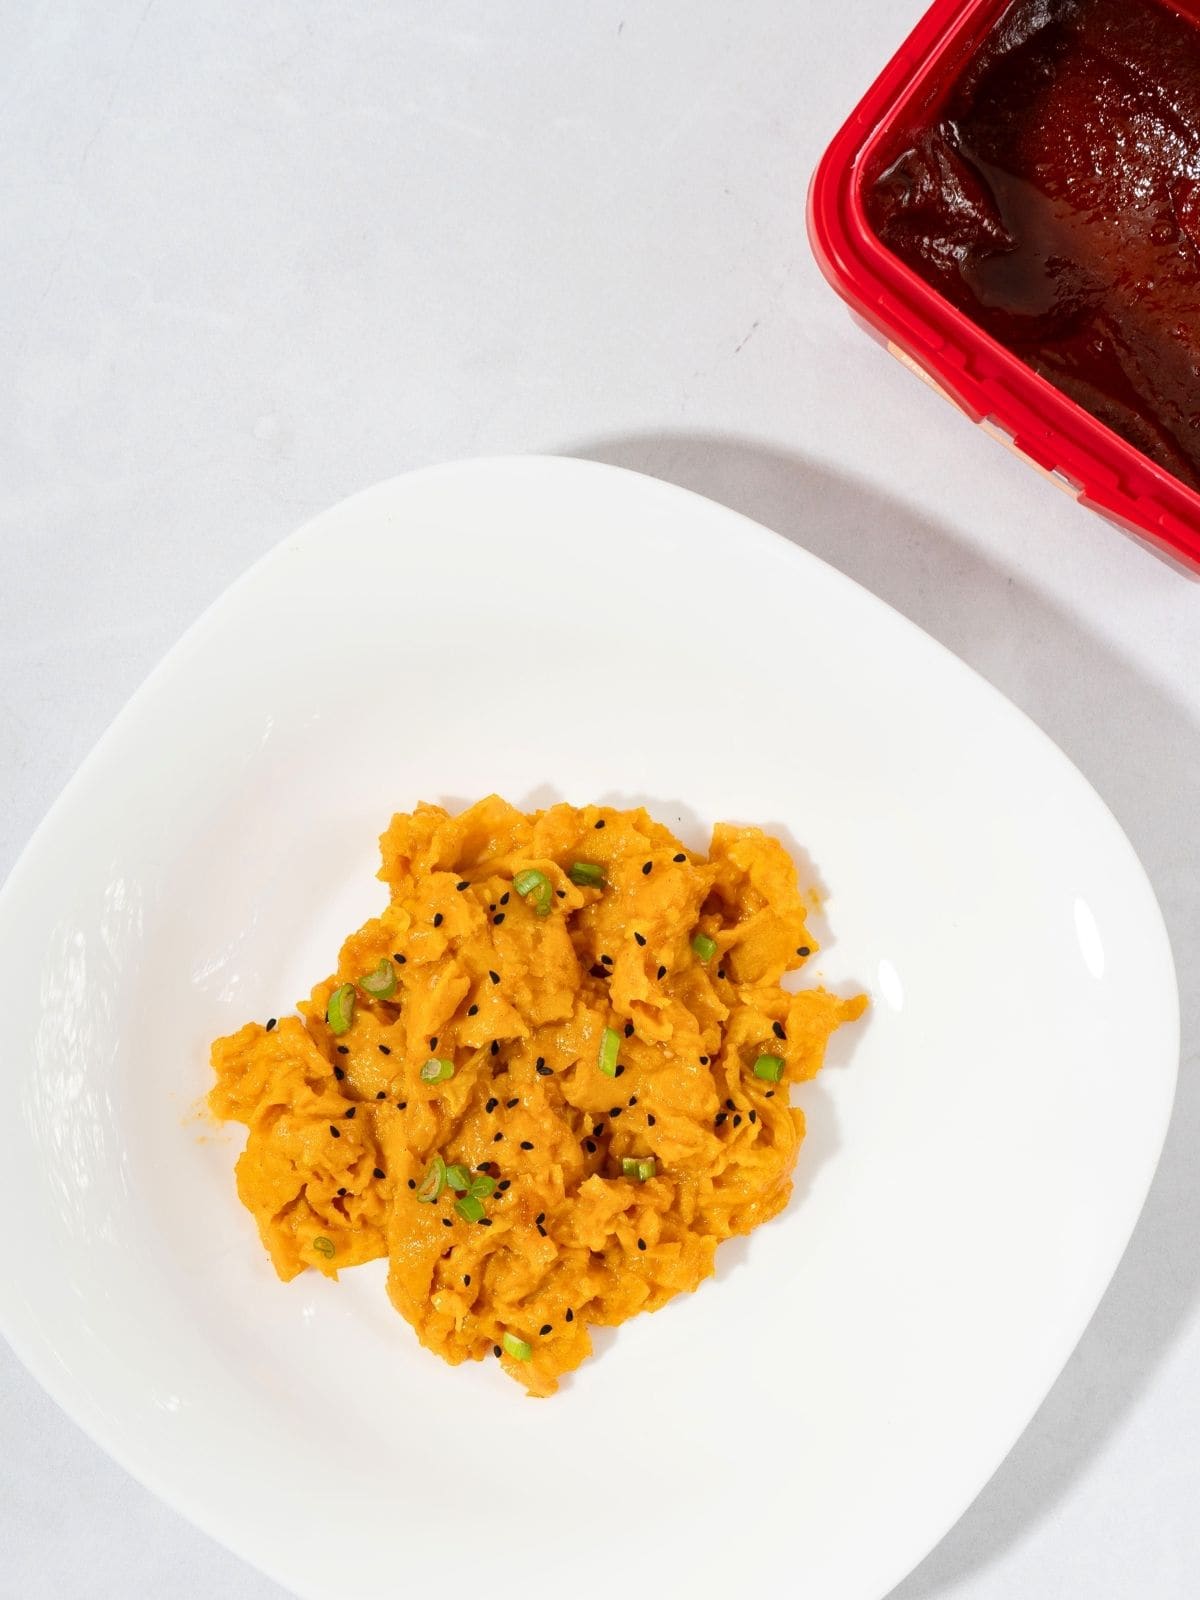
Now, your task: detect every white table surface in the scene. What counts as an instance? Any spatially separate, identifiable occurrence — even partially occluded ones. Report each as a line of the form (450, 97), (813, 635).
(2, 2), (1198, 1595)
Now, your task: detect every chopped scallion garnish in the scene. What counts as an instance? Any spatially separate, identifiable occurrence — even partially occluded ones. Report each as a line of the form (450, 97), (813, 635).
(455, 1193), (486, 1223)
(752, 1053), (785, 1082)
(469, 1173), (497, 1199)
(691, 932), (717, 963)
(416, 1155), (447, 1203)
(598, 1026), (620, 1078)
(358, 956), (397, 999)
(420, 1057), (455, 1084)
(326, 983), (356, 1035)
(502, 1331), (532, 1361)
(513, 868), (553, 916)
(311, 1236), (335, 1258)
(621, 1156), (657, 1181)
(444, 1163), (473, 1193)
(569, 861), (605, 888)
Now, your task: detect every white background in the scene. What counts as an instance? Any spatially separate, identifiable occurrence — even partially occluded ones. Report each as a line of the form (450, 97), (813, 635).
(1, 2), (1197, 1596)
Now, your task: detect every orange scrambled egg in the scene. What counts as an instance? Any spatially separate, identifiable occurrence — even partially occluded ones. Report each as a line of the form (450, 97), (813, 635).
(209, 797), (865, 1395)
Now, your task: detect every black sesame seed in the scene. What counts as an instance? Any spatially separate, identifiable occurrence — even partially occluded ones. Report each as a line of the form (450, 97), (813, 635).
(468, 1004), (479, 1016)
(594, 819), (606, 829)
(566, 1308), (574, 1322)
(520, 1140), (535, 1151)
(772, 1021), (786, 1041)
(536, 1212), (546, 1224)
(464, 1274), (471, 1285)
(494, 1345), (502, 1357)
(394, 953), (406, 964)
(717, 968), (726, 980)
(378, 1044), (391, 1055)
(715, 1113), (727, 1127)
(442, 1217), (453, 1228)
(589, 963), (609, 979)
(628, 1096), (638, 1107)
(334, 1066), (346, 1080)
(733, 1115), (742, 1127)
(641, 861), (652, 875)
(336, 1045), (349, 1055)
(489, 904), (496, 912)
(637, 1237), (647, 1251)
(397, 1101), (407, 1110)
(540, 1324), (552, 1336)
(330, 1125), (341, 1137)
(506, 1098), (519, 1108)
(584, 1139), (597, 1154)
(456, 881), (469, 892)
(765, 1090), (775, 1098)
(429, 1037), (438, 1050)
(489, 970), (501, 985)
(486, 1097), (499, 1113)
(493, 1131), (504, 1142)
(556, 889), (567, 898)
(657, 965), (667, 980)
(479, 1217), (493, 1226)
(374, 1166), (387, 1179)
(700, 1056), (710, 1065)
(408, 1178), (417, 1189)
(536, 1056), (545, 1068)
(500, 892), (510, 906)
(609, 1107), (622, 1119)
(493, 912), (505, 926)
(344, 1106), (356, 1119)
(498, 1179), (511, 1191)
(601, 953), (614, 966)
(634, 932), (646, 947)
(614, 1064), (625, 1078)
(376, 1090), (386, 1099)
(537, 1063), (553, 1076)
(726, 1098), (736, 1111)
(749, 1110), (757, 1124)
(624, 1022), (635, 1037)
(266, 1017), (277, 1031)
(797, 946), (811, 958)
(537, 1223), (547, 1236)
(647, 1113), (656, 1126)
(433, 912), (444, 927)
(491, 1040), (500, 1056)
(594, 1123), (605, 1136)
(337, 1186), (347, 1196)
(673, 852), (686, 862)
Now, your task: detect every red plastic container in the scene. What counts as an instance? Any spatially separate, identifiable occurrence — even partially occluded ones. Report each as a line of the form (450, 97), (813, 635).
(808, 0), (1200, 571)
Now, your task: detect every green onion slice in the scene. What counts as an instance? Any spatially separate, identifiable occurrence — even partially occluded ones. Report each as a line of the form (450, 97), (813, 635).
(691, 932), (717, 963)
(455, 1192), (486, 1223)
(469, 1173), (497, 1199)
(311, 1236), (335, 1258)
(598, 1026), (620, 1078)
(621, 1156), (657, 1181)
(502, 1331), (532, 1361)
(568, 861), (605, 888)
(513, 868), (553, 917)
(358, 956), (397, 999)
(752, 1053), (785, 1083)
(416, 1155), (447, 1203)
(326, 983), (356, 1035)
(444, 1163), (473, 1193)
(420, 1057), (455, 1084)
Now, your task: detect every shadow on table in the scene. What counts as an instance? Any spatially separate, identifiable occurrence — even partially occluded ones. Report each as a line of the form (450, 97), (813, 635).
(567, 429), (1200, 1598)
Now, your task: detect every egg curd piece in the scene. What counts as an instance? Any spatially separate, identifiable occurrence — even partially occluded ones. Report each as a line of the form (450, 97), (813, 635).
(209, 797), (866, 1396)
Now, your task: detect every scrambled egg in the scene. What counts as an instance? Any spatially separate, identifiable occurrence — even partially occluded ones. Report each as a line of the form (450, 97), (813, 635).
(210, 797), (865, 1395)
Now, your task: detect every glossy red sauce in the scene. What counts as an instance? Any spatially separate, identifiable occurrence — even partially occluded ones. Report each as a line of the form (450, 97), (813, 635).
(865, 0), (1200, 491)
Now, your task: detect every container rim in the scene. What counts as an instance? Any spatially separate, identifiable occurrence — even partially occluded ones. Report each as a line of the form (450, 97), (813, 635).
(807, 0), (1200, 569)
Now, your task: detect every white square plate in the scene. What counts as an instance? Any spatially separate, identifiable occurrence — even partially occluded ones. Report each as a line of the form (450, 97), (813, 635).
(0, 458), (1177, 1600)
